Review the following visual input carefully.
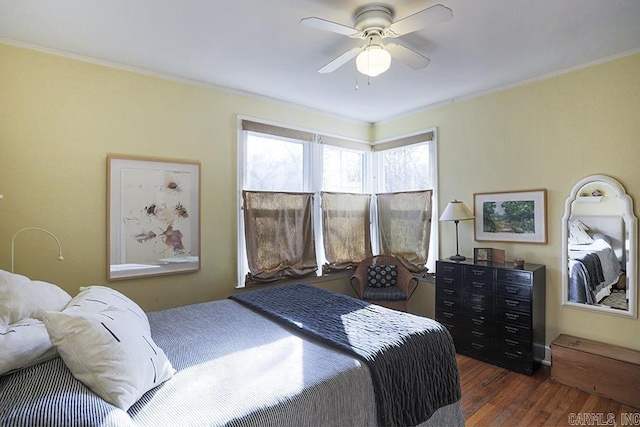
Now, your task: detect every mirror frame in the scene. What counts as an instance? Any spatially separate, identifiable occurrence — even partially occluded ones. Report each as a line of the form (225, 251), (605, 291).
(561, 174), (637, 318)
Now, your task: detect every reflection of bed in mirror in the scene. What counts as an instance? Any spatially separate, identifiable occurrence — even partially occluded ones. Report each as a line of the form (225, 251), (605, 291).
(568, 215), (626, 308)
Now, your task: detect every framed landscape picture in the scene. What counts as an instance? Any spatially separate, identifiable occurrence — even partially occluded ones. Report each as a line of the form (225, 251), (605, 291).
(107, 155), (201, 280)
(474, 189), (547, 244)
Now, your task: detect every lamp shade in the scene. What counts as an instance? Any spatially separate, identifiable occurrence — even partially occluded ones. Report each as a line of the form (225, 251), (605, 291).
(356, 46), (391, 77)
(439, 200), (474, 222)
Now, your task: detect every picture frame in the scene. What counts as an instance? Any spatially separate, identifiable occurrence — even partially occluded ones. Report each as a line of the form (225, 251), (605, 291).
(474, 248), (492, 263)
(473, 247), (506, 264)
(107, 155), (201, 280)
(474, 189), (547, 244)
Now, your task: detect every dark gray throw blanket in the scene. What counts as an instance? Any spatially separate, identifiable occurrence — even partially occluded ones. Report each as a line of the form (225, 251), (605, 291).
(569, 252), (605, 304)
(230, 284), (461, 427)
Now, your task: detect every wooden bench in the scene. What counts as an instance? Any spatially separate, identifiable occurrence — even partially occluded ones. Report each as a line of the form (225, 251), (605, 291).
(551, 334), (640, 409)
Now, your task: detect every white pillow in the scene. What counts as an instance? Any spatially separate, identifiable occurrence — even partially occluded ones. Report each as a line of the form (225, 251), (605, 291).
(43, 303), (173, 410)
(0, 318), (59, 375)
(0, 269), (71, 325)
(64, 285), (149, 331)
(569, 219), (594, 245)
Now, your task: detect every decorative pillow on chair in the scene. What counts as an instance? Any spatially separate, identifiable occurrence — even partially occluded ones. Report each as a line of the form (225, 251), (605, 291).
(367, 265), (398, 288)
(43, 300), (174, 410)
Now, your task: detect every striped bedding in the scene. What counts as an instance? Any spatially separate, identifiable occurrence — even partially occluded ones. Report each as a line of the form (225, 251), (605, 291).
(0, 291), (463, 426)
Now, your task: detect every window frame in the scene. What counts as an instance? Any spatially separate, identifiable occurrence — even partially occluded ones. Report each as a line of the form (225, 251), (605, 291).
(372, 132), (439, 272)
(236, 116), (438, 287)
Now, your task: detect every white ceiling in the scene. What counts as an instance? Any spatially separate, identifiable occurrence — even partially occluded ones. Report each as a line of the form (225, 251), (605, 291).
(1, 0), (639, 123)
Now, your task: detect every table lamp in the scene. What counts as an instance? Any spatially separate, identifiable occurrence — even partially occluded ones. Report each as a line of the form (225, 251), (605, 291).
(439, 200), (474, 261)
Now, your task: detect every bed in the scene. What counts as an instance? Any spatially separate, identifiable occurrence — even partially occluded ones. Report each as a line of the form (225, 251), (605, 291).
(0, 273), (463, 427)
(568, 216), (624, 305)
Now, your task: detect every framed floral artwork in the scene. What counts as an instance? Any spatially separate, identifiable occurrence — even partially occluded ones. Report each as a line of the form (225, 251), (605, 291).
(107, 155), (201, 280)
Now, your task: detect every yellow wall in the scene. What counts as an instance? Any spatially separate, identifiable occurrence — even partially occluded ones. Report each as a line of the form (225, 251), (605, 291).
(2, 41), (639, 351)
(376, 53), (640, 350)
(0, 43), (369, 309)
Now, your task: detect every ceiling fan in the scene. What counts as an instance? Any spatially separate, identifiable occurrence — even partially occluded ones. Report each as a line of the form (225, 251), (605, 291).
(301, 3), (453, 77)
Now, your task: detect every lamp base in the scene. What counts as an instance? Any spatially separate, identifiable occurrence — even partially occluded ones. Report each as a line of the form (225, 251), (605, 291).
(449, 254), (466, 261)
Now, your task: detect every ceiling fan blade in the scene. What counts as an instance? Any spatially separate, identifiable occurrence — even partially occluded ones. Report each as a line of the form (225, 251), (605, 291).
(387, 4), (453, 37)
(300, 17), (359, 37)
(386, 43), (431, 70)
(318, 47), (362, 73)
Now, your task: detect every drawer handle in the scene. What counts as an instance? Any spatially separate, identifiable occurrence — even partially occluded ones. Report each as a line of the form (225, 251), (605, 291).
(505, 326), (518, 334)
(472, 270), (484, 276)
(504, 338), (519, 346)
(444, 277), (454, 284)
(471, 331), (484, 338)
(472, 319), (484, 326)
(471, 343), (484, 350)
(505, 313), (519, 320)
(505, 287), (518, 294)
(504, 351), (520, 359)
(472, 307), (484, 313)
(444, 266), (454, 272)
(443, 312), (454, 318)
(444, 301), (454, 307)
(473, 282), (484, 288)
(443, 289), (454, 295)
(505, 274), (518, 280)
(505, 300), (519, 307)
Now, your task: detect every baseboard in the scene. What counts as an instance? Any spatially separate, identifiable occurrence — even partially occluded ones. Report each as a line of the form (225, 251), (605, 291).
(535, 343), (551, 366)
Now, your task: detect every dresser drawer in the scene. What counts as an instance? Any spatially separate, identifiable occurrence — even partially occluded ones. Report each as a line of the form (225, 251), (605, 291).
(497, 269), (532, 285)
(436, 284), (463, 300)
(436, 308), (464, 326)
(466, 315), (493, 331)
(437, 275), (462, 288)
(436, 262), (462, 280)
(468, 328), (493, 343)
(465, 338), (494, 360)
(496, 282), (531, 299)
(497, 296), (531, 313)
(497, 322), (531, 342)
(496, 308), (531, 326)
(496, 334), (530, 353)
(464, 278), (495, 293)
(464, 289), (494, 306)
(465, 265), (494, 281)
(436, 297), (462, 312)
(465, 300), (494, 318)
(495, 347), (533, 375)
(438, 321), (465, 353)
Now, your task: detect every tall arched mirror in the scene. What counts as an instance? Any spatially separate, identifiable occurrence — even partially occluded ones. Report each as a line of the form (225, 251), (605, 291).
(562, 175), (637, 318)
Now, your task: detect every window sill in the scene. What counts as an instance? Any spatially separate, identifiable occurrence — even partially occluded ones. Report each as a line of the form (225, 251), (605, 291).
(235, 271), (353, 289)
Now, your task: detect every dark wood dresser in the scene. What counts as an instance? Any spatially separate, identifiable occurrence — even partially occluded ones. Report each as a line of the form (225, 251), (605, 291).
(435, 259), (546, 375)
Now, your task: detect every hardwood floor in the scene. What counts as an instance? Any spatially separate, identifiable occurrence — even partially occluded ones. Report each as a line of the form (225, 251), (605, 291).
(457, 354), (640, 426)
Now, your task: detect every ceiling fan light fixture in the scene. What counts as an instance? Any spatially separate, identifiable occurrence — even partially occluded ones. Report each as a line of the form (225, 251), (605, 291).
(356, 45), (391, 77)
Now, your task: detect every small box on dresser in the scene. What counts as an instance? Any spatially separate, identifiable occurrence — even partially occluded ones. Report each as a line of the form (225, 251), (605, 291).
(436, 259), (546, 375)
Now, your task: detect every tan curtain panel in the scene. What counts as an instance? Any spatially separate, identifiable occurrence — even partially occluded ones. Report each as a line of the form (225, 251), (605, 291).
(376, 190), (433, 276)
(243, 191), (317, 285)
(321, 192), (372, 274)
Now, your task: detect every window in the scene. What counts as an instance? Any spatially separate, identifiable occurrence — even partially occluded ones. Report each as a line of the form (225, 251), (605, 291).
(378, 144), (432, 192)
(373, 133), (438, 272)
(323, 145), (365, 193)
(238, 118), (437, 287)
(245, 134), (306, 191)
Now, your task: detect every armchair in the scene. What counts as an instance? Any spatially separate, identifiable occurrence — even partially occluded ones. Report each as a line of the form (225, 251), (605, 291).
(350, 255), (418, 312)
